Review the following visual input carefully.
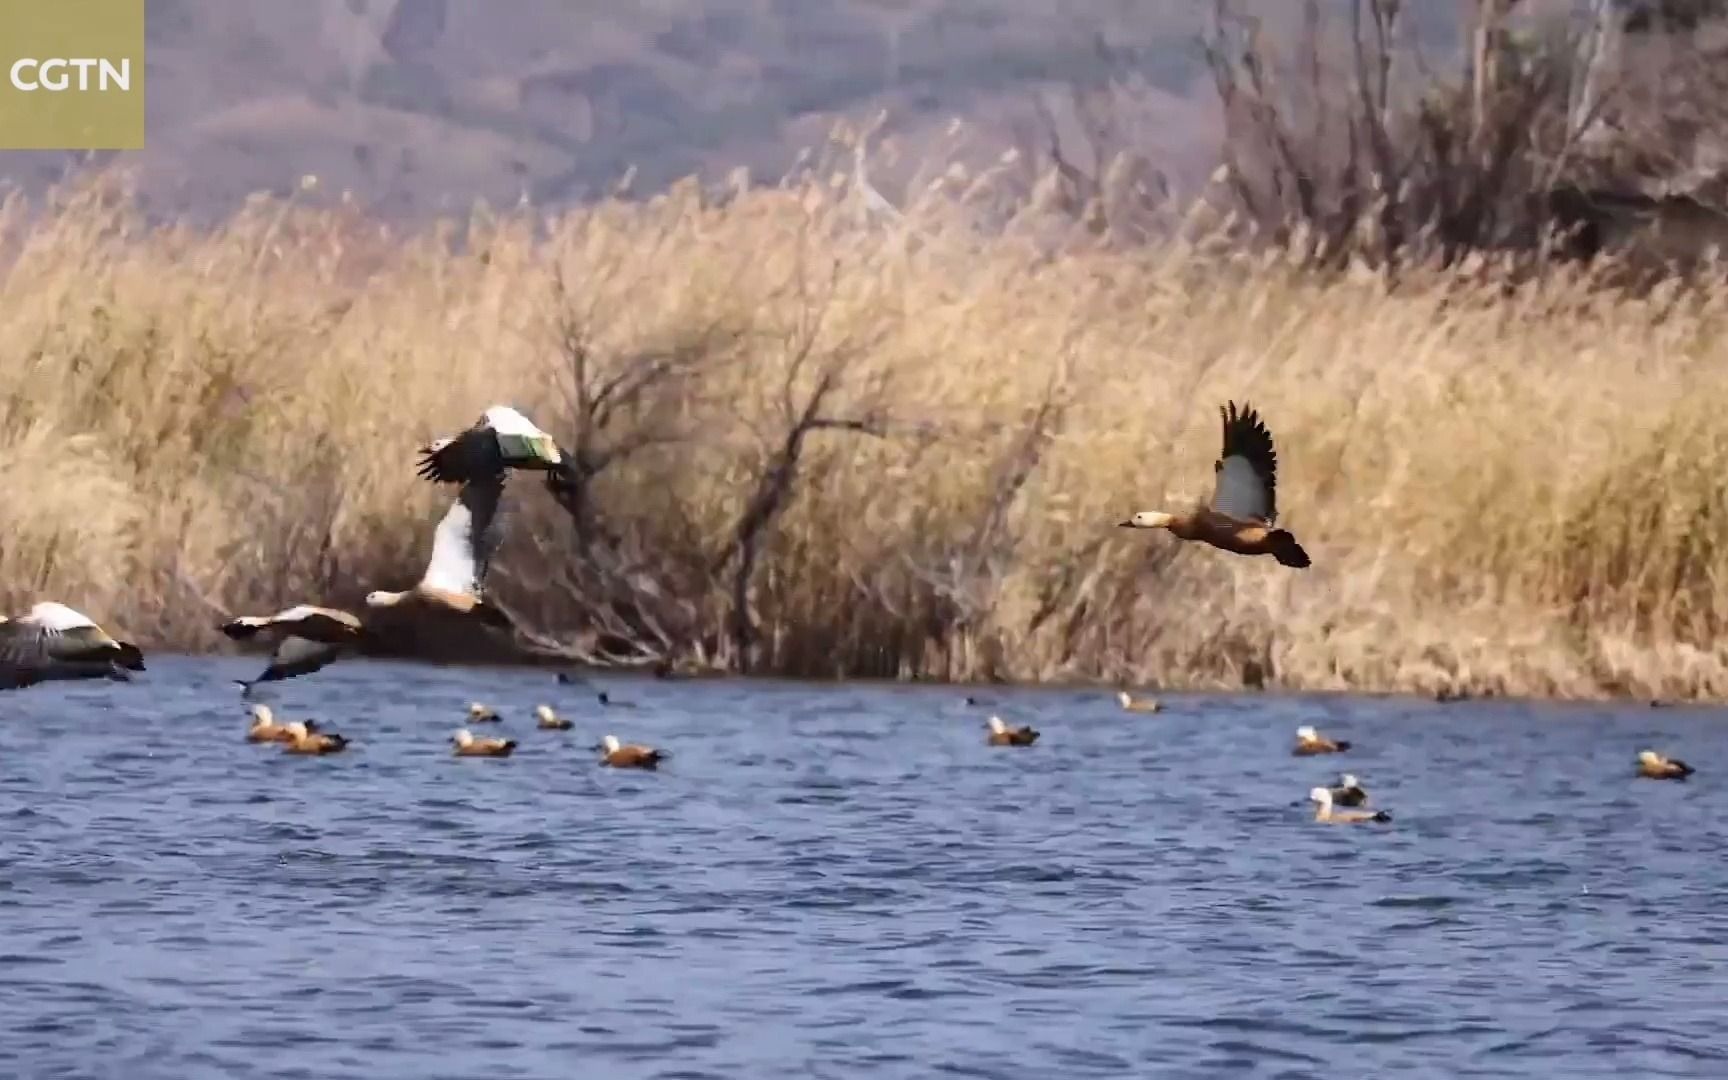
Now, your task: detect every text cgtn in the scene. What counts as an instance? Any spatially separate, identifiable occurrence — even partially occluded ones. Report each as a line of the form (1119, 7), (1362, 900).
(8, 58), (131, 92)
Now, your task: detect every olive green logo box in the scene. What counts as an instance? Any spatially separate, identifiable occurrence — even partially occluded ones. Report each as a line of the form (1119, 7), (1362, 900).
(0, 0), (144, 150)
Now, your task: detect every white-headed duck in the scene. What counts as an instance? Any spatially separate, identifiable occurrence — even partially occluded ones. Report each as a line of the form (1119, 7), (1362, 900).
(452, 729), (517, 757)
(594, 734), (664, 769)
(1293, 725), (1350, 756)
(985, 715), (1040, 747)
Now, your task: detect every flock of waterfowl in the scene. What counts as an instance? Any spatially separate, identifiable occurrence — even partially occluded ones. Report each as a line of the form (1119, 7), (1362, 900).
(0, 401), (1700, 802)
(242, 697), (663, 767)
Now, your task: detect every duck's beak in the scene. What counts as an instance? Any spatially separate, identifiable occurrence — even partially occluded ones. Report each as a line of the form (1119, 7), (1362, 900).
(1116, 519), (1135, 528)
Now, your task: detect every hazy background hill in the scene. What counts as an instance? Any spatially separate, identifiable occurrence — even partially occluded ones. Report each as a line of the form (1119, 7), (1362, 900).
(0, 0), (1462, 218)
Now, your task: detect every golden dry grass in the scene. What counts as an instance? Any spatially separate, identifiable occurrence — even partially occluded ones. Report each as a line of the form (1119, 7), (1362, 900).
(4, 168), (1728, 701)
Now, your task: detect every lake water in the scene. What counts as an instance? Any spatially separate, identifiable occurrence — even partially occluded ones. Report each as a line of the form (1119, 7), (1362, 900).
(2, 657), (1725, 1079)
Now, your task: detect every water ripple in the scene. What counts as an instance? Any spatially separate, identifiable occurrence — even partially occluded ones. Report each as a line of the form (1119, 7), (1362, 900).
(1, 659), (1726, 1077)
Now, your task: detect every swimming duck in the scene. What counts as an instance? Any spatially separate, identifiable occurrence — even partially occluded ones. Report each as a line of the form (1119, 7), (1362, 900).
(0, 602), (145, 690)
(1327, 772), (1369, 807)
(1309, 786), (1390, 824)
(1636, 749), (1694, 780)
(596, 691), (637, 709)
(535, 704), (573, 730)
(467, 702), (500, 723)
(594, 734), (664, 769)
(281, 720), (349, 755)
(1293, 725), (1350, 755)
(985, 715), (1040, 746)
(414, 405), (565, 484)
(1118, 401), (1310, 569)
(245, 704), (302, 743)
(1117, 690), (1162, 713)
(452, 729), (517, 757)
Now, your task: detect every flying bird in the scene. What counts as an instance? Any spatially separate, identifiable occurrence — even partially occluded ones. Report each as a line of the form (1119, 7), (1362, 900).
(415, 405), (564, 485)
(0, 602), (145, 690)
(363, 474), (516, 632)
(220, 605), (367, 695)
(1118, 400), (1310, 568)
(223, 476), (515, 691)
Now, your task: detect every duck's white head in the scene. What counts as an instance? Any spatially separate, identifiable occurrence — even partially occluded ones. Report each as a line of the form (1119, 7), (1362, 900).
(29, 602), (94, 631)
(1117, 690), (1132, 706)
(1118, 511), (1174, 530)
(1309, 786), (1332, 804)
(364, 590), (397, 608)
(600, 734), (621, 753)
(453, 729), (475, 747)
(250, 704), (274, 724)
(1638, 750), (1661, 766)
(986, 716), (1008, 734)
(1339, 773), (1360, 788)
(535, 705), (556, 722)
(1296, 725), (1318, 741)
(468, 702), (492, 717)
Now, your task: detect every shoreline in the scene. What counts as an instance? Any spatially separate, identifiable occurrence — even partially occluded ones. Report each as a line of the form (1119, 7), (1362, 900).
(161, 646), (1705, 710)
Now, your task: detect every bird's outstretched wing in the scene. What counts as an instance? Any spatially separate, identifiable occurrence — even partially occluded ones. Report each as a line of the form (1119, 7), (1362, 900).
(416, 426), (504, 485)
(416, 406), (563, 485)
(0, 620), (52, 681)
(1208, 400), (1279, 524)
(420, 475), (506, 597)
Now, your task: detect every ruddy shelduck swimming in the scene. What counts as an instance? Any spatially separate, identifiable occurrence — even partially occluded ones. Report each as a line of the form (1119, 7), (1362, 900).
(1636, 749), (1694, 780)
(467, 702), (500, 723)
(1327, 772), (1369, 807)
(1309, 786), (1390, 824)
(245, 704), (302, 743)
(535, 705), (573, 730)
(281, 720), (349, 755)
(1293, 725), (1351, 755)
(452, 729), (517, 757)
(594, 734), (664, 769)
(985, 715), (1040, 746)
(1118, 401), (1310, 568)
(1117, 690), (1161, 713)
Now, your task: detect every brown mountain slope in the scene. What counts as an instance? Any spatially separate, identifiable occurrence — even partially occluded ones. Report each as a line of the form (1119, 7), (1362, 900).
(0, 0), (1219, 217)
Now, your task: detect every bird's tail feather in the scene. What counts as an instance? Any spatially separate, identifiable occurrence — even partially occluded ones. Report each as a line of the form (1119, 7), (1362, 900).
(1269, 530), (1311, 569)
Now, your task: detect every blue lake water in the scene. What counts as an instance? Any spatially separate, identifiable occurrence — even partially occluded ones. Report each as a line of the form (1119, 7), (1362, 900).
(2, 656), (1725, 1078)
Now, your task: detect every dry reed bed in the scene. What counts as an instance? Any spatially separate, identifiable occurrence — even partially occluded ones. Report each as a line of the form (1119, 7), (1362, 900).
(2, 173), (1726, 700)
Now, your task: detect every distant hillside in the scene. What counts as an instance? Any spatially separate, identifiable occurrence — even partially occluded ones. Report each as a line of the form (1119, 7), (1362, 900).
(0, 0), (1243, 218)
